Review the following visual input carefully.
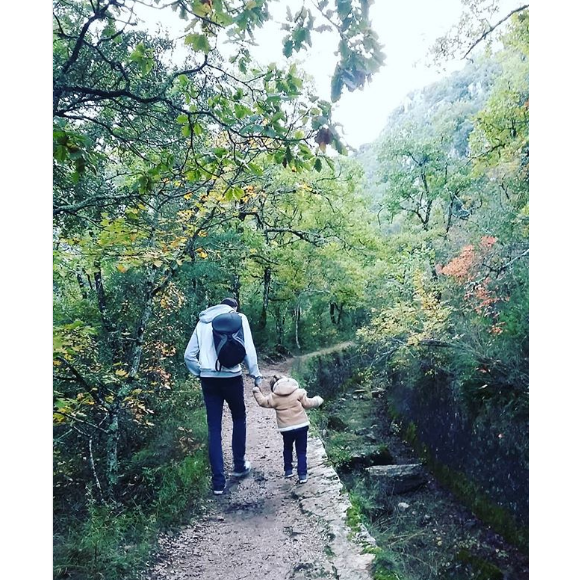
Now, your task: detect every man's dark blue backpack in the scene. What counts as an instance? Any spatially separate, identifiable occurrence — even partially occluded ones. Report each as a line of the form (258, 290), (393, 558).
(211, 312), (246, 370)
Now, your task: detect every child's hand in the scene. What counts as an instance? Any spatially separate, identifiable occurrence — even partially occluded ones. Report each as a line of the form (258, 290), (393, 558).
(268, 373), (283, 388)
(252, 386), (260, 393)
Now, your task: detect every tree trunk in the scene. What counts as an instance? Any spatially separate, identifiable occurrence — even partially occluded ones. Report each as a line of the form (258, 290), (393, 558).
(93, 265), (108, 326)
(76, 271), (88, 299)
(446, 198), (453, 234)
(337, 303), (344, 325)
(232, 274), (241, 305)
(93, 262), (120, 360)
(105, 268), (156, 492)
(128, 268), (156, 379)
(330, 301), (338, 324)
(88, 437), (104, 502)
(259, 267), (271, 330)
(423, 199), (433, 230)
(105, 406), (120, 492)
(275, 306), (284, 347)
(294, 304), (301, 350)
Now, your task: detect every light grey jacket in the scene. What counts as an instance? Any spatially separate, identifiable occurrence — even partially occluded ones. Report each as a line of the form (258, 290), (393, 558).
(184, 304), (262, 380)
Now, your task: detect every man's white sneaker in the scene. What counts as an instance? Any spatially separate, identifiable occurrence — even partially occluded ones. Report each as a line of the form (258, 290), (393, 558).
(232, 460), (252, 478)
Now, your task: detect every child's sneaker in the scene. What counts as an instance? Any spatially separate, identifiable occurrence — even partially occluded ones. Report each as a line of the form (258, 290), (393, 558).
(213, 486), (225, 496)
(284, 469), (293, 478)
(298, 474), (308, 484)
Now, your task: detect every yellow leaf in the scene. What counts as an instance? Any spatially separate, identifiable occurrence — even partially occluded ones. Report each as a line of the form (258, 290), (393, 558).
(115, 369), (128, 377)
(153, 260), (163, 267)
(117, 264), (128, 273)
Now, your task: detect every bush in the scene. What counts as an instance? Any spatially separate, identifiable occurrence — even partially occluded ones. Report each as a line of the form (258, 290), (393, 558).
(54, 382), (210, 579)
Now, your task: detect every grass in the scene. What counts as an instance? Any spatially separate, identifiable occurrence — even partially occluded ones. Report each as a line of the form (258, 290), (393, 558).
(54, 386), (211, 580)
(455, 548), (504, 580)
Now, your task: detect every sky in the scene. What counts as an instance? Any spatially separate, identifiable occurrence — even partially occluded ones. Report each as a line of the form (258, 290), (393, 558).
(252, 0), (469, 148)
(135, 0), (522, 149)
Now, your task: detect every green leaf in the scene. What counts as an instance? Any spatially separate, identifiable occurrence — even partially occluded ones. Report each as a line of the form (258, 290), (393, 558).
(292, 27), (308, 47)
(53, 336), (64, 353)
(54, 145), (68, 163)
(336, 0), (352, 19)
(55, 398), (70, 410)
(331, 72), (344, 102)
(102, 21), (116, 39)
(283, 38), (293, 58)
(271, 111), (285, 123)
(247, 162), (264, 175)
(185, 33), (211, 54)
(314, 158), (323, 172)
(129, 42), (145, 61)
(234, 103), (251, 119)
(240, 123), (262, 135)
(192, 0), (213, 17)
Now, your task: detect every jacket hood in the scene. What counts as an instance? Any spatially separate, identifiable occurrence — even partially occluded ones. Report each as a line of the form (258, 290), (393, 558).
(199, 304), (235, 323)
(273, 377), (299, 396)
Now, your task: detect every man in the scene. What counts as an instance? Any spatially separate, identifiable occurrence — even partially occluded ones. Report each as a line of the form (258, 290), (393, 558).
(184, 297), (262, 495)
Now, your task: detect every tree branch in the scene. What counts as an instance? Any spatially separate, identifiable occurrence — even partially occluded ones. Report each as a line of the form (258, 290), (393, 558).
(55, 357), (106, 407)
(54, 192), (138, 216)
(88, 437), (105, 501)
(54, 411), (109, 433)
(483, 248), (529, 277)
(58, 2), (111, 79)
(463, 5), (529, 60)
(264, 227), (326, 245)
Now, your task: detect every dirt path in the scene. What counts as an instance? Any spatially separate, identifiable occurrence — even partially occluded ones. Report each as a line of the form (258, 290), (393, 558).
(143, 346), (374, 580)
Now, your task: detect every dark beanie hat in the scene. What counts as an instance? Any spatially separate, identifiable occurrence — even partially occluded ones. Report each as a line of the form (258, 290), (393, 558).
(221, 297), (238, 308)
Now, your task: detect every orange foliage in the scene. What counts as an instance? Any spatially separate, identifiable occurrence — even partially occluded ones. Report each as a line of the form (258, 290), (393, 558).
(480, 235), (497, 249)
(440, 245), (475, 281)
(466, 278), (500, 316)
(440, 237), (506, 333)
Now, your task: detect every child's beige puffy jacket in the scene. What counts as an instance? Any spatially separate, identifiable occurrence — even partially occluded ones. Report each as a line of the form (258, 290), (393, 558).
(252, 376), (323, 432)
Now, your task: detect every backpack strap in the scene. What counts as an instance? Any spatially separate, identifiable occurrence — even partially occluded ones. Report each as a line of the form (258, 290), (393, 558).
(214, 335), (228, 372)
